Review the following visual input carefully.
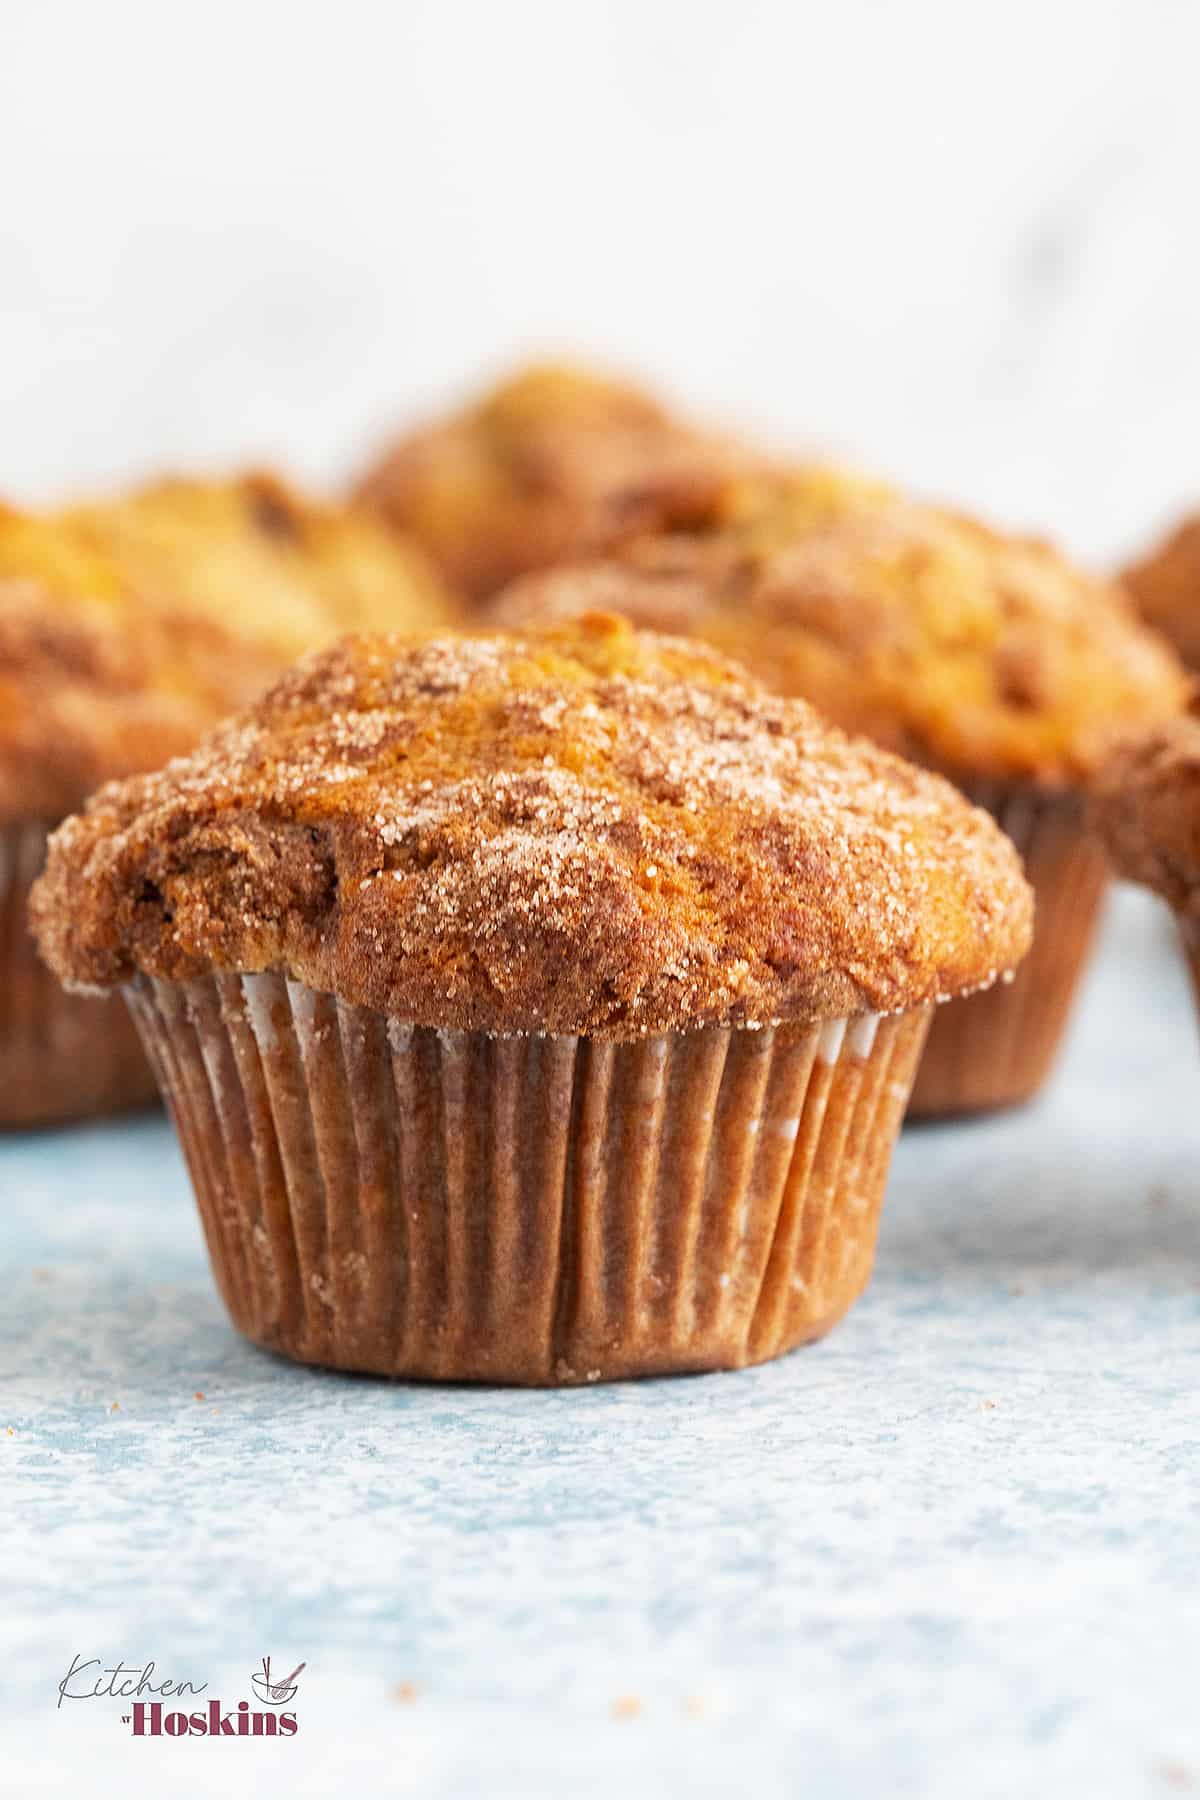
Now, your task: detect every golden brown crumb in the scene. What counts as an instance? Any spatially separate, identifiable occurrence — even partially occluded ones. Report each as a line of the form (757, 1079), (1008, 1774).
(393, 1682), (420, 1704)
(32, 615), (1032, 1037)
(0, 472), (455, 825)
(353, 361), (754, 603)
(487, 482), (1188, 787)
(611, 1696), (642, 1720)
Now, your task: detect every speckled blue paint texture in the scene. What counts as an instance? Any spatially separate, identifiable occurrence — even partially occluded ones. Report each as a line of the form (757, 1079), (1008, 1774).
(3, 891), (1199, 1798)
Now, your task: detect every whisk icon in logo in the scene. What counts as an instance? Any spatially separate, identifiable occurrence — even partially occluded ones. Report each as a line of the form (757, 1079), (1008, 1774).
(250, 1657), (306, 1707)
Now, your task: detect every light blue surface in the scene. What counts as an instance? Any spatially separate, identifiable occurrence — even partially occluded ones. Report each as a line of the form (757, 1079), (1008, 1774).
(4, 889), (1199, 1799)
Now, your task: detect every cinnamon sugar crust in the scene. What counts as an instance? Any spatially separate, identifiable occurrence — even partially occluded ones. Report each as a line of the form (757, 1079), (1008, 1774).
(352, 362), (756, 603)
(1123, 512), (1200, 670)
(487, 484), (1188, 787)
(33, 615), (1033, 1037)
(1091, 715), (1200, 913)
(0, 473), (454, 824)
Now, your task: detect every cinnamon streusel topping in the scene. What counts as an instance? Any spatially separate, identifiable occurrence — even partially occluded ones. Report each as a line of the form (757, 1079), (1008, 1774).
(34, 615), (1033, 1036)
(1091, 715), (1200, 913)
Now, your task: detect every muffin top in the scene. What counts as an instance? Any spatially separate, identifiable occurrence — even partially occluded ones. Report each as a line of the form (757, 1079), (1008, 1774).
(0, 472), (453, 825)
(33, 614), (1033, 1038)
(1122, 511), (1200, 671)
(488, 483), (1188, 788)
(352, 361), (750, 603)
(1091, 715), (1200, 914)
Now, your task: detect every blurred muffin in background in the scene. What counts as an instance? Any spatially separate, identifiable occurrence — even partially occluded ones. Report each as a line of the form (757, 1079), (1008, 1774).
(0, 471), (454, 1127)
(351, 361), (763, 604)
(488, 476), (1189, 1116)
(64, 471), (450, 660)
(1122, 511), (1200, 670)
(1092, 715), (1200, 1015)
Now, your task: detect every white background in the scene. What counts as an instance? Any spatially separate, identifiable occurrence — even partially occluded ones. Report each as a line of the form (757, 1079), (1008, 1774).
(1, 0), (1197, 564)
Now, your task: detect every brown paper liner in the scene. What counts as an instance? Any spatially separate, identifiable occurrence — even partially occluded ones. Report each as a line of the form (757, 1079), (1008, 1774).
(126, 973), (931, 1384)
(908, 783), (1108, 1118)
(0, 823), (157, 1128)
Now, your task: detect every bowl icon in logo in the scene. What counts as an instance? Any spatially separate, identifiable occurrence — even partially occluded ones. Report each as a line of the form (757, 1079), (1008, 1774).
(251, 1656), (305, 1706)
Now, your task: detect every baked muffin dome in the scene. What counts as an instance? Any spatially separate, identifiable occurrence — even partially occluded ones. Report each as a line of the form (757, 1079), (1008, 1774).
(64, 471), (450, 657)
(486, 481), (1188, 1117)
(352, 361), (753, 603)
(0, 471), (454, 823)
(33, 613), (1032, 1036)
(1091, 716), (1200, 913)
(1122, 512), (1200, 671)
(487, 486), (1189, 788)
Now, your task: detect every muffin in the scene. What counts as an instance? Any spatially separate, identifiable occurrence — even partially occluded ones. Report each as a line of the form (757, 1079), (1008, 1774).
(1092, 715), (1200, 1004)
(486, 483), (1189, 1115)
(1122, 511), (1200, 670)
(32, 614), (1032, 1383)
(0, 472), (453, 1127)
(352, 361), (759, 604)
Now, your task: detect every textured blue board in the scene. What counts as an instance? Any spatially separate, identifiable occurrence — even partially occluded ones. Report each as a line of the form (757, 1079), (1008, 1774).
(3, 889), (1199, 1798)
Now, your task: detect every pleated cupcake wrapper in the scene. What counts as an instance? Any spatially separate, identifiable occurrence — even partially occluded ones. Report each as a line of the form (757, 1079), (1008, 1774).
(908, 782), (1108, 1117)
(127, 972), (931, 1384)
(0, 822), (156, 1128)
